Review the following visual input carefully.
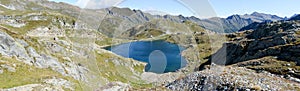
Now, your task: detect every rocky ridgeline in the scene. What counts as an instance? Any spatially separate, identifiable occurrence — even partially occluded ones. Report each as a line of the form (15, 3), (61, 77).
(211, 20), (300, 65)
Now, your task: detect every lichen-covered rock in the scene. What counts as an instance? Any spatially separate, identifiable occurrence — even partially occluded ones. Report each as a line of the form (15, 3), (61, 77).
(166, 66), (300, 91)
(1, 64), (16, 72)
(62, 60), (88, 81)
(0, 31), (34, 65)
(98, 82), (131, 91)
(43, 77), (74, 90)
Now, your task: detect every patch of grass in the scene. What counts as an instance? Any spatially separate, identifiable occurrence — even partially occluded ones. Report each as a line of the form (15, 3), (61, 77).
(0, 19), (50, 38)
(135, 29), (164, 39)
(251, 85), (262, 90)
(184, 20), (206, 33)
(95, 38), (113, 46)
(130, 82), (153, 89)
(240, 57), (300, 78)
(133, 64), (144, 73)
(0, 56), (82, 90)
(95, 52), (151, 88)
(296, 31), (300, 35)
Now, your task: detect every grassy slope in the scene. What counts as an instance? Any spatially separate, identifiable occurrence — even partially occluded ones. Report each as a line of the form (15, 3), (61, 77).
(0, 2), (154, 90)
(0, 56), (82, 90)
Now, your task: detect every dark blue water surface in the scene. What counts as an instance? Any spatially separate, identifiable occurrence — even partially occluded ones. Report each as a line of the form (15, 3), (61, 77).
(105, 40), (187, 73)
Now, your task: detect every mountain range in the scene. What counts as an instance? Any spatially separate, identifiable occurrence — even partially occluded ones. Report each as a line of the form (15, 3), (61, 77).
(0, 0), (290, 34)
(0, 0), (300, 90)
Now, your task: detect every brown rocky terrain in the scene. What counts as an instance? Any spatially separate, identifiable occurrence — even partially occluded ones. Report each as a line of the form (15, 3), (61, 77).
(167, 19), (300, 90)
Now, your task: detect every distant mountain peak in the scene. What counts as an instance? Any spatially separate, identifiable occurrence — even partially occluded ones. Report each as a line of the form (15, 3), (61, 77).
(250, 12), (268, 16)
(226, 14), (242, 19)
(251, 12), (261, 15)
(289, 14), (300, 20)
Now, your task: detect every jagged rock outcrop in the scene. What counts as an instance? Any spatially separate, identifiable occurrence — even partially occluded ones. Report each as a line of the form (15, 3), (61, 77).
(210, 20), (300, 65)
(166, 66), (300, 91)
(0, 29), (88, 82)
(0, 31), (34, 65)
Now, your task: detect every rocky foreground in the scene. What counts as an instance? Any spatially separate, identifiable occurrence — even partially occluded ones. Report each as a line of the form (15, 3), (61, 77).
(167, 64), (300, 91)
(166, 19), (300, 90)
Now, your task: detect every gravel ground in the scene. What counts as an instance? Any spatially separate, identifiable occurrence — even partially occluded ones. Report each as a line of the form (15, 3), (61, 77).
(166, 65), (300, 91)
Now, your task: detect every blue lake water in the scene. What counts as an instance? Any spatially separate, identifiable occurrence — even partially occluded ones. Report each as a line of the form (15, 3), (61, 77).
(105, 40), (187, 73)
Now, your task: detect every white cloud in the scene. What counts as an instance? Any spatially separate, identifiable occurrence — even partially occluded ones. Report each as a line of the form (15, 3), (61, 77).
(144, 10), (170, 16)
(75, 0), (124, 9)
(75, 0), (89, 8)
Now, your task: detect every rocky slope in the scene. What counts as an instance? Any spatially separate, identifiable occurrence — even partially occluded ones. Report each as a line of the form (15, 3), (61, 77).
(0, 0), (155, 90)
(166, 64), (300, 91)
(0, 0), (215, 90)
(0, 0), (297, 90)
(168, 18), (300, 91)
(0, 0), (284, 34)
(210, 20), (300, 65)
(290, 14), (300, 21)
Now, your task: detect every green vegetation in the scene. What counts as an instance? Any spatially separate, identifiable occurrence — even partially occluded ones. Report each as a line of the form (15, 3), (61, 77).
(95, 38), (113, 46)
(239, 57), (300, 78)
(295, 30), (300, 35)
(95, 52), (153, 88)
(135, 29), (164, 39)
(99, 17), (122, 37)
(0, 56), (82, 90)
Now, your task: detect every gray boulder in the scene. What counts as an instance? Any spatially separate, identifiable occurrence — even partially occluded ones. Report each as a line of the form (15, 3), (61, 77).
(0, 31), (33, 65)
(27, 47), (66, 76)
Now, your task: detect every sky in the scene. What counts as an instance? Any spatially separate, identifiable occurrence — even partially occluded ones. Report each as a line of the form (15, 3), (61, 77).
(49, 0), (300, 18)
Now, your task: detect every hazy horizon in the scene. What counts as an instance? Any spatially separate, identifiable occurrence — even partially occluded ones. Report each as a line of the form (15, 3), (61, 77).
(50, 0), (300, 18)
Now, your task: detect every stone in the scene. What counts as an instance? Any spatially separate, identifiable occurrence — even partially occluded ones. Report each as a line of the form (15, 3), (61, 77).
(16, 39), (29, 47)
(1, 64), (16, 72)
(43, 77), (74, 90)
(0, 69), (3, 74)
(63, 62), (86, 81)
(2, 84), (42, 91)
(0, 31), (33, 65)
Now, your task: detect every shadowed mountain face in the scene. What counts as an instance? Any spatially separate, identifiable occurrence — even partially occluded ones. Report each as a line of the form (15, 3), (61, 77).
(171, 19), (300, 91)
(99, 8), (284, 35)
(200, 12), (283, 33)
(290, 14), (300, 21)
(210, 20), (300, 65)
